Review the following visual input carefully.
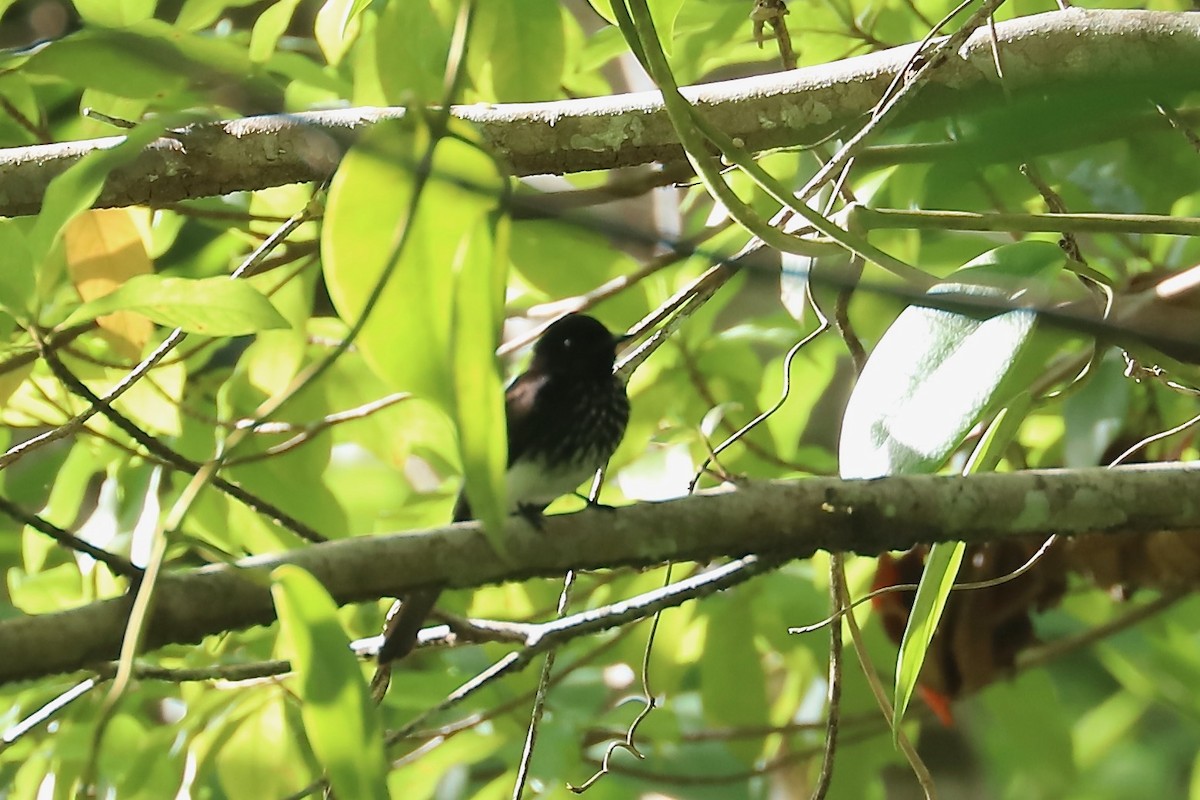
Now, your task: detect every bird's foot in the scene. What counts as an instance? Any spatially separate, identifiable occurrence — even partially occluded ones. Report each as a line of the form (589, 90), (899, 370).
(572, 492), (617, 512)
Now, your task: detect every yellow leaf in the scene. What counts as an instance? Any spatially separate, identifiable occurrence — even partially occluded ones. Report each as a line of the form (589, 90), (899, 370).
(64, 208), (154, 359)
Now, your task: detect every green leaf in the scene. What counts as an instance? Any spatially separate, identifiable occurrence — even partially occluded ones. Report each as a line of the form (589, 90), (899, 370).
(324, 117), (508, 546)
(453, 214), (509, 550)
(1063, 352), (1131, 467)
(249, 0), (305, 62)
(592, 0), (685, 55)
(373, 0), (451, 103)
(322, 119), (444, 406)
(322, 119), (505, 411)
(214, 693), (315, 798)
(890, 392), (1033, 735)
(65, 274), (289, 336)
(314, 0), (363, 66)
(475, 0), (565, 101)
(840, 240), (1069, 479)
(891, 541), (963, 737)
(508, 220), (637, 299)
(0, 73), (40, 145)
(699, 592), (769, 764)
(73, 0), (156, 27)
(25, 33), (182, 98)
(176, 0), (266, 31)
(0, 219), (35, 319)
(271, 565), (388, 800)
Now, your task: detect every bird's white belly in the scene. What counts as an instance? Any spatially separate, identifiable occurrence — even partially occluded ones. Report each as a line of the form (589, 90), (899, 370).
(504, 457), (598, 511)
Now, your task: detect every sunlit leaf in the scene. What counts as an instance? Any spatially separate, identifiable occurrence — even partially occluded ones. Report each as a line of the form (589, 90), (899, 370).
(314, 0), (363, 66)
(453, 214), (508, 548)
(840, 240), (1070, 479)
(324, 120), (440, 404)
(176, 0), (266, 31)
(73, 0), (156, 27)
(373, 0), (451, 103)
(0, 219), (34, 320)
(64, 208), (155, 358)
(271, 565), (387, 800)
(892, 539), (963, 737)
(324, 116), (508, 546)
(475, 0), (565, 101)
(590, 0), (685, 54)
(249, 0), (305, 62)
(23, 23), (248, 99)
(66, 274), (288, 336)
(212, 693), (313, 798)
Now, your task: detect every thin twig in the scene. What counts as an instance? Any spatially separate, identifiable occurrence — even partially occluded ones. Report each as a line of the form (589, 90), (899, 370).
(224, 392), (413, 466)
(751, 0), (798, 70)
(789, 536), (1060, 635)
(837, 566), (937, 799)
(513, 568), (577, 799)
(680, 342), (822, 477)
(797, 0), (1006, 203)
(1109, 410), (1200, 467)
(385, 556), (784, 746)
(810, 553), (845, 799)
(158, 202), (305, 223)
(0, 679), (98, 752)
(1018, 590), (1187, 671)
(1155, 101), (1200, 154)
(1020, 163), (1084, 264)
(0, 95), (48, 142)
(568, 563), (670, 793)
(0, 196), (319, 473)
(510, 162), (695, 220)
(37, 341), (327, 544)
(688, 311), (832, 492)
(515, 220), (733, 339)
(0, 495), (141, 580)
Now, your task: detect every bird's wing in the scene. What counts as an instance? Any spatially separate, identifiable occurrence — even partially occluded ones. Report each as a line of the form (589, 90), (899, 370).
(503, 371), (547, 468)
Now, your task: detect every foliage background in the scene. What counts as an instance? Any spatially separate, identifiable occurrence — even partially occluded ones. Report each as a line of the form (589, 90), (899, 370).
(0, 0), (1197, 798)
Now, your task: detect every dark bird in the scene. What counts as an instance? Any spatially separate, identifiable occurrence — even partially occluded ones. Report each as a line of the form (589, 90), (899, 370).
(372, 313), (632, 697)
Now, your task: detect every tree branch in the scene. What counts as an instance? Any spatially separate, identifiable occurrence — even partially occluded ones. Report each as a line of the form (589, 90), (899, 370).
(0, 10), (1194, 216)
(2, 462), (1199, 685)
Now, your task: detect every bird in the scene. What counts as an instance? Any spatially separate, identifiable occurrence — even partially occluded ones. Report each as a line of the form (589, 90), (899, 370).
(371, 313), (632, 698)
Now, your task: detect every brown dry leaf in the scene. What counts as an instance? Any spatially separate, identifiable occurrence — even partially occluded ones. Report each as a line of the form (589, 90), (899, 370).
(1067, 529), (1200, 597)
(64, 208), (154, 359)
(873, 540), (1068, 714)
(874, 524), (1200, 716)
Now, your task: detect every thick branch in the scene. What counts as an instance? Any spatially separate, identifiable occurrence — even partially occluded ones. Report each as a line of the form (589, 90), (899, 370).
(3, 463), (1200, 685)
(0, 10), (1195, 216)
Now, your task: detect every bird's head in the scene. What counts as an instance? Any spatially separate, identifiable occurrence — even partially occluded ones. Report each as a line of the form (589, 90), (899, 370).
(530, 314), (630, 378)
